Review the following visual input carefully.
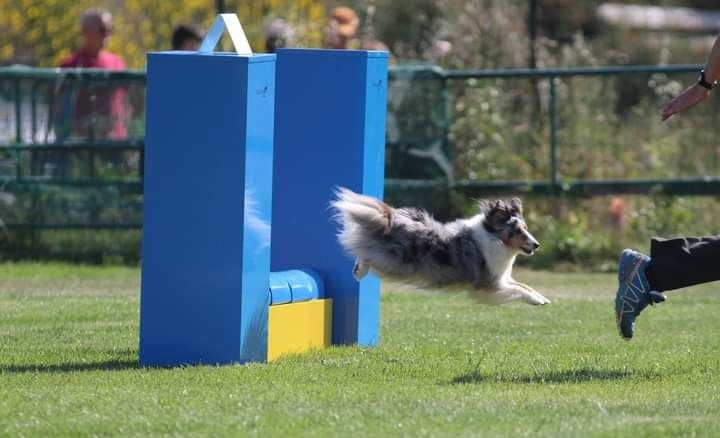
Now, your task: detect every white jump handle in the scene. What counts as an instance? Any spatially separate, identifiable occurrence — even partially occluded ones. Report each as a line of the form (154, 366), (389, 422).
(198, 14), (253, 55)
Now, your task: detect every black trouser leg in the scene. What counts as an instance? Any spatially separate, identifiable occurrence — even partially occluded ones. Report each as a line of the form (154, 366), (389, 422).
(645, 236), (720, 292)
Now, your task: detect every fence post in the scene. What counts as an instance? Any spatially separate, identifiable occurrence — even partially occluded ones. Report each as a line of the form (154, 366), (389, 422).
(441, 74), (452, 184)
(14, 79), (22, 180)
(548, 76), (558, 189)
(31, 83), (38, 142)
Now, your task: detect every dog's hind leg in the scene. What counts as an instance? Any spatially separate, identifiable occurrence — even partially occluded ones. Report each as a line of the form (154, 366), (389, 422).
(353, 259), (370, 281)
(508, 279), (551, 305)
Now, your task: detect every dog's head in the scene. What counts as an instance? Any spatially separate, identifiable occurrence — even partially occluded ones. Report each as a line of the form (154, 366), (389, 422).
(481, 198), (540, 256)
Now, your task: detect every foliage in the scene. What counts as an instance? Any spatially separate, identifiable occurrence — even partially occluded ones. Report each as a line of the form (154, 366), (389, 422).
(536, 0), (602, 43)
(0, 0), (326, 68)
(508, 195), (720, 272)
(612, 0), (719, 8)
(433, 0), (529, 69)
(0, 230), (141, 265)
(1, 264), (720, 435)
(370, 0), (442, 61)
(3, 0), (720, 267)
(388, 0), (720, 271)
(219, 0), (326, 55)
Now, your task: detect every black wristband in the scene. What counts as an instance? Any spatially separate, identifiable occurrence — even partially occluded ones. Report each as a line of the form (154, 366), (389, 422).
(698, 69), (716, 90)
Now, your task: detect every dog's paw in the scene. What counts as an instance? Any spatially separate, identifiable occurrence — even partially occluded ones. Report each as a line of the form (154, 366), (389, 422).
(538, 293), (551, 305)
(352, 260), (369, 281)
(525, 291), (551, 305)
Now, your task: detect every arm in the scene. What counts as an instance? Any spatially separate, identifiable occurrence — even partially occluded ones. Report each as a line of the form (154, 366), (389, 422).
(661, 35), (720, 121)
(703, 35), (720, 86)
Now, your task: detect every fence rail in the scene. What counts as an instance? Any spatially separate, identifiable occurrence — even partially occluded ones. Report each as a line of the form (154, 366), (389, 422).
(386, 63), (718, 198)
(0, 63), (716, 229)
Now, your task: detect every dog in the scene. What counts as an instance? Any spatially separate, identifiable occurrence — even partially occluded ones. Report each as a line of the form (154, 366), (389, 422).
(331, 188), (550, 305)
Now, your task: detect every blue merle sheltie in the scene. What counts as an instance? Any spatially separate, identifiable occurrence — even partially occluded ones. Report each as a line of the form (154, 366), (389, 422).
(332, 188), (550, 305)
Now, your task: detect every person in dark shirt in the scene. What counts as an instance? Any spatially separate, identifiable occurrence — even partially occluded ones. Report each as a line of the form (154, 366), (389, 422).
(172, 24), (203, 51)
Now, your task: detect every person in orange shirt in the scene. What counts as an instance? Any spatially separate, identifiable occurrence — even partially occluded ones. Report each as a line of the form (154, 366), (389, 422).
(323, 6), (360, 50)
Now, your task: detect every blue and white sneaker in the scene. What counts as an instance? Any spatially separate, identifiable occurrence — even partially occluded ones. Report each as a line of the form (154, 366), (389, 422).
(614, 249), (666, 340)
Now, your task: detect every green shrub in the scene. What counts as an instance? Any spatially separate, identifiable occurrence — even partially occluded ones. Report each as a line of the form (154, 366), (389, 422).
(0, 229), (141, 265)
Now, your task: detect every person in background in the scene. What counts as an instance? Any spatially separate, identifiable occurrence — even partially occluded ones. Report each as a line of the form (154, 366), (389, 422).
(614, 34), (720, 341)
(172, 24), (203, 51)
(323, 6), (359, 50)
(59, 8), (125, 70)
(264, 19), (293, 53)
(57, 8), (127, 141)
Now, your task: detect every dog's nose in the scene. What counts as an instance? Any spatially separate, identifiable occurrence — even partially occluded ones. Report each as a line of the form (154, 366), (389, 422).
(532, 241), (540, 250)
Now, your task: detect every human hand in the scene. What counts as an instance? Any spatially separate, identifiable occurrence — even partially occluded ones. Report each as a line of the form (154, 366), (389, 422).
(661, 84), (710, 122)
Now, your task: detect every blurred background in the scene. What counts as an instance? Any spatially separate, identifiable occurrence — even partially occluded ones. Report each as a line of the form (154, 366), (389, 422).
(1, 0), (719, 269)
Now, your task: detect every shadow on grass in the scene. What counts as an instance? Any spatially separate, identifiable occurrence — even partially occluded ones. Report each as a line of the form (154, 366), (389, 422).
(1, 358), (140, 374)
(451, 367), (655, 385)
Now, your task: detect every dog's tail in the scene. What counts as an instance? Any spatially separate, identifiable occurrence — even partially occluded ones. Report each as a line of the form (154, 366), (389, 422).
(331, 187), (391, 236)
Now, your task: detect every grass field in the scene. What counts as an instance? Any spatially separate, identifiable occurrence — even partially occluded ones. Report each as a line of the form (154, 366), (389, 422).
(1, 263), (719, 437)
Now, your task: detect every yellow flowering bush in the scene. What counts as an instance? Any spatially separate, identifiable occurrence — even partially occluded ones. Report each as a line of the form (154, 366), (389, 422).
(0, 0), (326, 68)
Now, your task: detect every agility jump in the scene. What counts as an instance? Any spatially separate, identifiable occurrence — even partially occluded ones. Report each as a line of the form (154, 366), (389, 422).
(138, 14), (388, 365)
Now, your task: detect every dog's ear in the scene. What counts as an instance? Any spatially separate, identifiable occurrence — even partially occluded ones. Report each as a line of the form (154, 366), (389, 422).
(509, 198), (523, 216)
(479, 199), (500, 214)
(477, 199), (492, 215)
(484, 200), (511, 227)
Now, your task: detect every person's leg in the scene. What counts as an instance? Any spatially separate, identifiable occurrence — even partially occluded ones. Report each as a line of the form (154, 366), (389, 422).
(615, 235), (720, 340)
(645, 236), (720, 291)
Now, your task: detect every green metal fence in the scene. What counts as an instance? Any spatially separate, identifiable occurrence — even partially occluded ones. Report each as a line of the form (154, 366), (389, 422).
(386, 63), (720, 199)
(0, 67), (145, 229)
(0, 63), (717, 229)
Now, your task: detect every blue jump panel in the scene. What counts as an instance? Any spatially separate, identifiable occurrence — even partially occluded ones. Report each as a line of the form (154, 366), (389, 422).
(271, 49), (388, 346)
(139, 52), (276, 366)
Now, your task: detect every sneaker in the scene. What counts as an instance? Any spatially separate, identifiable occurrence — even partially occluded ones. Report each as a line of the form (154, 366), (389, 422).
(614, 249), (666, 340)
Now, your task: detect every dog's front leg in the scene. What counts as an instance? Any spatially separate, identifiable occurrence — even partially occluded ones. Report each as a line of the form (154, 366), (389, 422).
(496, 282), (549, 305)
(508, 279), (551, 305)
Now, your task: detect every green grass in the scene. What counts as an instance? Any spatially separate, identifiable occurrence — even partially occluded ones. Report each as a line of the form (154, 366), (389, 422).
(1, 264), (719, 437)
